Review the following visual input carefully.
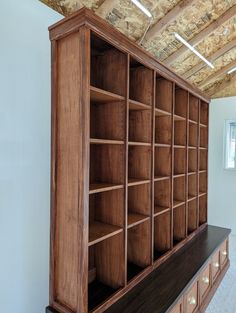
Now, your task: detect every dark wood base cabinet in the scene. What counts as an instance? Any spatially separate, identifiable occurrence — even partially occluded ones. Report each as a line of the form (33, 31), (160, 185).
(46, 8), (229, 313)
(46, 225), (230, 313)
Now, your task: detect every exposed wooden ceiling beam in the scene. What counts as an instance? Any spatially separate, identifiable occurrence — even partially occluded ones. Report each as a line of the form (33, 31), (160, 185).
(199, 59), (236, 88)
(207, 71), (236, 97)
(145, 0), (195, 41)
(164, 4), (236, 66)
(96, 0), (116, 18)
(183, 38), (236, 79)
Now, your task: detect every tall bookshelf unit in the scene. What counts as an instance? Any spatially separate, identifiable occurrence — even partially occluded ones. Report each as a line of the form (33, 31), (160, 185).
(47, 8), (213, 313)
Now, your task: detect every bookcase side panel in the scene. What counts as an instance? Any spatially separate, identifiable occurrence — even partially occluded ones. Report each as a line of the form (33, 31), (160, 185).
(51, 28), (90, 313)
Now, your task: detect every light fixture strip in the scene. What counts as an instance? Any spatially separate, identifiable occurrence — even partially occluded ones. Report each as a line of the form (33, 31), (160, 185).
(227, 66), (236, 75)
(131, 0), (152, 18)
(174, 33), (214, 69)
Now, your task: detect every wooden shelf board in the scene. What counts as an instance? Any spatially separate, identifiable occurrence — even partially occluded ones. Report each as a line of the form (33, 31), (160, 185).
(174, 114), (185, 121)
(173, 173), (185, 178)
(89, 221), (123, 246)
(129, 99), (151, 111)
(128, 141), (151, 146)
(155, 108), (171, 116)
(173, 200), (185, 208)
(127, 213), (149, 229)
(200, 123), (207, 128)
(189, 119), (198, 124)
(188, 171), (197, 176)
(88, 278), (118, 311)
(174, 145), (186, 149)
(154, 176), (170, 182)
(154, 206), (170, 217)
(89, 183), (124, 194)
(188, 195), (197, 201)
(200, 147), (207, 150)
(128, 178), (150, 187)
(188, 196), (197, 202)
(155, 143), (171, 148)
(188, 145), (197, 149)
(90, 86), (125, 103)
(90, 138), (124, 145)
(199, 170), (207, 173)
(199, 192), (207, 197)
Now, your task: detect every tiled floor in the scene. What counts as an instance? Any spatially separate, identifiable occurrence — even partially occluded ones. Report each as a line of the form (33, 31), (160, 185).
(206, 235), (236, 313)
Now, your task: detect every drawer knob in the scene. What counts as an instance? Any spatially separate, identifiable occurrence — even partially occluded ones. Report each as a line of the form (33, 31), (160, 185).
(188, 296), (196, 305)
(222, 250), (227, 256)
(213, 262), (220, 268)
(202, 276), (209, 284)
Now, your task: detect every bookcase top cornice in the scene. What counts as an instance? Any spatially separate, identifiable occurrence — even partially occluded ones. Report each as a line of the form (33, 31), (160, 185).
(49, 7), (210, 103)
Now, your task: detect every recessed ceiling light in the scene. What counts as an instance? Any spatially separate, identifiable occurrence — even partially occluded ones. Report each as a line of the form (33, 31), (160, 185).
(174, 33), (214, 69)
(227, 66), (236, 74)
(131, 0), (152, 18)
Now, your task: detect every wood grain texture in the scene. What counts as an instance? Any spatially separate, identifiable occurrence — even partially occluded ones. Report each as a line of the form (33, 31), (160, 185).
(128, 183), (151, 216)
(51, 29), (90, 312)
(127, 220), (152, 268)
(95, 233), (125, 288)
(90, 101), (126, 141)
(154, 211), (171, 256)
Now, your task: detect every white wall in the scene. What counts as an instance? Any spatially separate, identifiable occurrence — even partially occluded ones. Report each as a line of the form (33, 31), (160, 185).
(208, 97), (236, 234)
(0, 1), (61, 312)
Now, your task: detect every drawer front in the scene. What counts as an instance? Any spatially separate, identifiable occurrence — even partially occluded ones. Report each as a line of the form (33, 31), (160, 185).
(170, 300), (182, 313)
(212, 250), (220, 281)
(220, 239), (228, 267)
(185, 281), (198, 313)
(199, 263), (210, 302)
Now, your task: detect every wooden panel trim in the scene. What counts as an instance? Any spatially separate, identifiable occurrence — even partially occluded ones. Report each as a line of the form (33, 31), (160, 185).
(49, 39), (57, 306)
(49, 8), (210, 103)
(76, 26), (90, 313)
(50, 28), (90, 313)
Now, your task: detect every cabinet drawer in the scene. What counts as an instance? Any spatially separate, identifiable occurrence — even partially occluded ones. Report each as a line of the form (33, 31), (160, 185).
(199, 263), (210, 303)
(170, 299), (182, 313)
(170, 300), (183, 313)
(185, 281), (198, 313)
(220, 239), (228, 267)
(212, 250), (220, 282)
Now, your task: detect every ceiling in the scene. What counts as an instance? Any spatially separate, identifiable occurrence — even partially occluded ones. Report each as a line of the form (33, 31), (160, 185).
(41, 0), (236, 99)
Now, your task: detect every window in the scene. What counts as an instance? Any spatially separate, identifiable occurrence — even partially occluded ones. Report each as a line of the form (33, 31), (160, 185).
(224, 119), (236, 170)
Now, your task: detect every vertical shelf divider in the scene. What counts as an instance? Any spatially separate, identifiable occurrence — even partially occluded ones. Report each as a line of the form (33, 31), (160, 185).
(124, 54), (130, 285)
(170, 83), (174, 249)
(186, 92), (189, 237)
(151, 71), (156, 264)
(197, 99), (200, 227)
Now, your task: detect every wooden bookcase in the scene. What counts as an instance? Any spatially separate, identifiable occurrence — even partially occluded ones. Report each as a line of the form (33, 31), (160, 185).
(48, 8), (210, 313)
